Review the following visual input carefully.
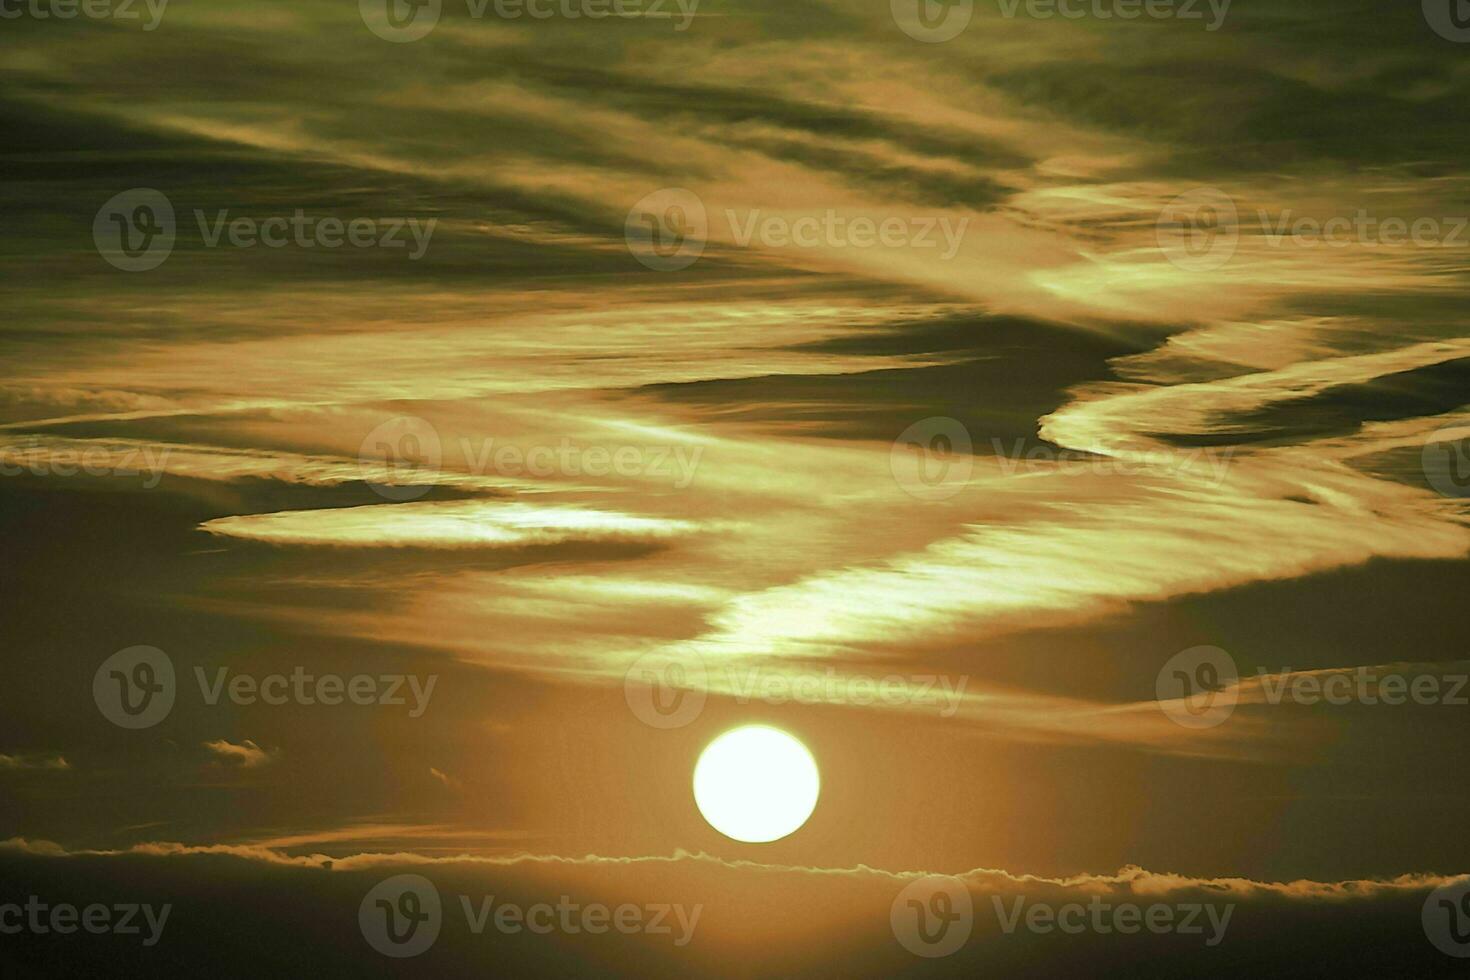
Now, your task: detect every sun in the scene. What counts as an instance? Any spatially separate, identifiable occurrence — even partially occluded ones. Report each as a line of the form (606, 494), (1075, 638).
(692, 725), (819, 843)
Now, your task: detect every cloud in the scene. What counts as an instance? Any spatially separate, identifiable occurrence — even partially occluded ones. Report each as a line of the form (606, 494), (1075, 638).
(199, 501), (699, 550)
(0, 752), (69, 770)
(0, 835), (1459, 900)
(202, 739), (275, 768)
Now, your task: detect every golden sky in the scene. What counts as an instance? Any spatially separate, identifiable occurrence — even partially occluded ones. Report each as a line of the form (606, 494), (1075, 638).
(3, 0), (1470, 974)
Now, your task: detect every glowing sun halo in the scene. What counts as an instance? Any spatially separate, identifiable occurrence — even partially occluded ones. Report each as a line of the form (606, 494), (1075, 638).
(693, 725), (819, 843)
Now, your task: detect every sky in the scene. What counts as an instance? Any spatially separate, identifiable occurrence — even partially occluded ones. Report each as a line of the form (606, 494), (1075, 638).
(3, 0), (1470, 974)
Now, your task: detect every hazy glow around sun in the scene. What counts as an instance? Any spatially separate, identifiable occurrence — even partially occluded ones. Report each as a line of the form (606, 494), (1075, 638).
(693, 725), (820, 843)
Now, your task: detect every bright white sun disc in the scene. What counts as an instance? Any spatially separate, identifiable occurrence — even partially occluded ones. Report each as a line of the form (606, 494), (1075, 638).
(693, 725), (819, 843)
